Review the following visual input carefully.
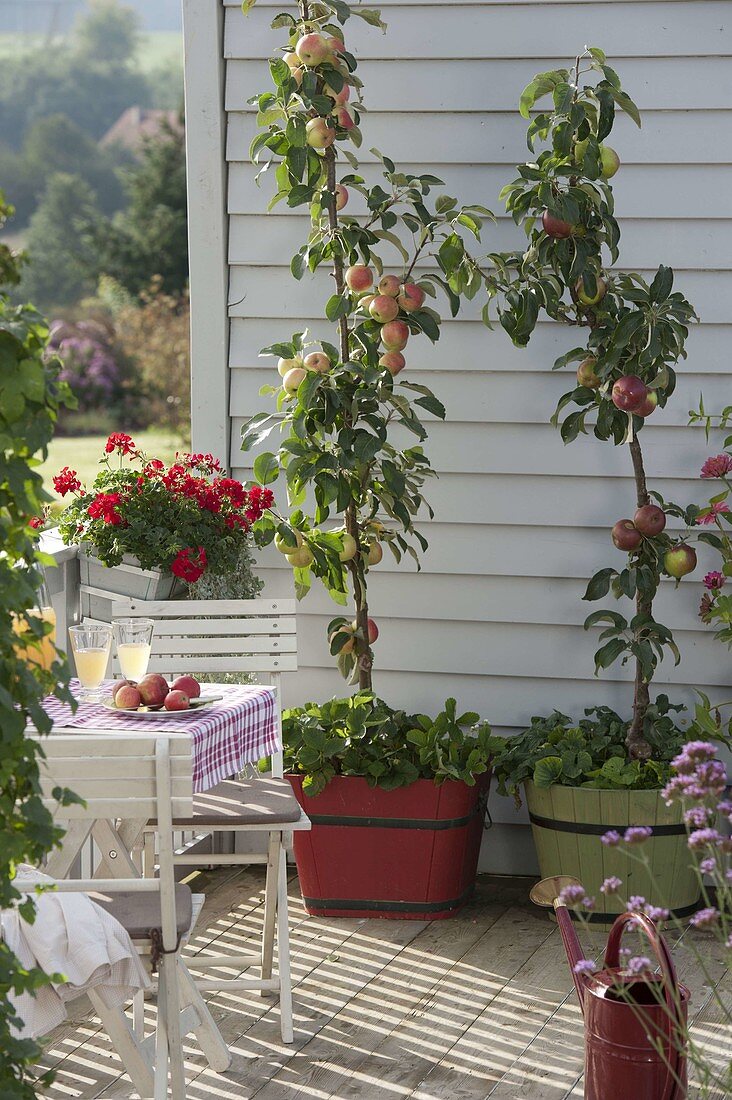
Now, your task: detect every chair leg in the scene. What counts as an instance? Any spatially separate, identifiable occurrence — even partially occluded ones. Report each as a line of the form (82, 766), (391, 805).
(143, 831), (156, 879)
(276, 853), (294, 1044)
(260, 831), (280, 991)
(177, 959), (232, 1073)
(158, 953), (186, 1100)
(87, 987), (154, 1098)
(132, 988), (145, 1038)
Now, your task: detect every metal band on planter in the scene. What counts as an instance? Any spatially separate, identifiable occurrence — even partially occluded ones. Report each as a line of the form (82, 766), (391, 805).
(528, 812), (688, 837)
(301, 885), (476, 915)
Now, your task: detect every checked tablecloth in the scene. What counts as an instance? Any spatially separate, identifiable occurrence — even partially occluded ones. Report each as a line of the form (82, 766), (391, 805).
(41, 681), (280, 792)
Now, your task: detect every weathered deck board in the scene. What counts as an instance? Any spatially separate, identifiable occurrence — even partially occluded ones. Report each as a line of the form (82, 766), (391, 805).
(35, 871), (730, 1099)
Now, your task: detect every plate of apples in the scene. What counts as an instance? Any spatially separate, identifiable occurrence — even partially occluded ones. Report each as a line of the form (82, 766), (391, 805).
(103, 674), (222, 717)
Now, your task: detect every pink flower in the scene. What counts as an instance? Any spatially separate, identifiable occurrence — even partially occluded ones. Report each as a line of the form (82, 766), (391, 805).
(626, 956), (652, 974)
(700, 454), (732, 479)
(703, 571), (725, 591)
(696, 502), (730, 525)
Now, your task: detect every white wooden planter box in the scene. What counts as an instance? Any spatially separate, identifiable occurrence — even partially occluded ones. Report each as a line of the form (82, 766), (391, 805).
(78, 544), (183, 620)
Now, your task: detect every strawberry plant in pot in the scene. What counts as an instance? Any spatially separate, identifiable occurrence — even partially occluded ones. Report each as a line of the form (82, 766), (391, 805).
(241, 0), (497, 916)
(476, 50), (705, 918)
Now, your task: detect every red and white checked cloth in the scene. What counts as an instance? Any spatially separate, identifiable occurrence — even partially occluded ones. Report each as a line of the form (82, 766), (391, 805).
(41, 682), (280, 792)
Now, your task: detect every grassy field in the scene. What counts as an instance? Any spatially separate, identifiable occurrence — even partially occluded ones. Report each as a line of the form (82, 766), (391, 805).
(0, 31), (182, 72)
(39, 430), (181, 502)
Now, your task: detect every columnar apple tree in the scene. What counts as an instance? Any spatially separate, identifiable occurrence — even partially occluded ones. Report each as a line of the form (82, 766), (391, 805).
(460, 51), (697, 760)
(241, 0), (490, 690)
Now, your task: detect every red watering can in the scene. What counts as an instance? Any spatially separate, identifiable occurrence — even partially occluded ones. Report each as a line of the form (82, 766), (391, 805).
(531, 876), (689, 1100)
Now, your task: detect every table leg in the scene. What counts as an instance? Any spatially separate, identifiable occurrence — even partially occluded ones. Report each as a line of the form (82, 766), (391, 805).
(45, 820), (94, 879)
(92, 818), (148, 879)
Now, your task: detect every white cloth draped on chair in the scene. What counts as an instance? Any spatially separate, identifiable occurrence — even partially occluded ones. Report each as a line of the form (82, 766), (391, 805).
(2, 866), (149, 1039)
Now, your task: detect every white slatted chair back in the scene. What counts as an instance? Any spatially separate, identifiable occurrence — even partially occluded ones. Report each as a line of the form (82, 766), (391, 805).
(110, 598), (296, 776)
(40, 733), (193, 823)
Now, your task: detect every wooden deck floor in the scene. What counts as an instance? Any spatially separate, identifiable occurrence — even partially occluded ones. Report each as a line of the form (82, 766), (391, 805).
(38, 869), (730, 1099)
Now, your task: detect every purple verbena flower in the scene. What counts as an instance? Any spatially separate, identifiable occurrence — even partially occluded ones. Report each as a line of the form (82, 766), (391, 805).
(688, 828), (722, 851)
(559, 884), (587, 907)
(627, 896), (647, 913)
(645, 906), (670, 922)
(690, 907), (719, 929)
(573, 959), (597, 976)
(684, 805), (714, 829)
(699, 857), (717, 875)
(601, 876), (623, 895)
(602, 830), (622, 847)
(624, 826), (653, 845)
(627, 956), (652, 974)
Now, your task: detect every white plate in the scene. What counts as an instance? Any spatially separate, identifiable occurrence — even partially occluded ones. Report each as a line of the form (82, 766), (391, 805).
(101, 695), (222, 719)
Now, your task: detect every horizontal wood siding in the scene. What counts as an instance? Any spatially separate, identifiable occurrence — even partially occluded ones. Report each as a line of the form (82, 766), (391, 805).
(197, 0), (732, 848)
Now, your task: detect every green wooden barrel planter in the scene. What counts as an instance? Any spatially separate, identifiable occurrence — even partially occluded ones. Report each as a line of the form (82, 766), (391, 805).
(525, 782), (700, 922)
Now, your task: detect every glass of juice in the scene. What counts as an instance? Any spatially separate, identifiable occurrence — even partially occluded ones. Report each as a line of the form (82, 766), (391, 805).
(13, 574), (57, 672)
(69, 624), (113, 701)
(112, 618), (155, 682)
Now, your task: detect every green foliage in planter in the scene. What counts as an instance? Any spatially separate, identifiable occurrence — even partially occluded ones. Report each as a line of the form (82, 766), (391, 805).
(0, 188), (79, 1097)
(491, 698), (731, 805)
(281, 693), (504, 795)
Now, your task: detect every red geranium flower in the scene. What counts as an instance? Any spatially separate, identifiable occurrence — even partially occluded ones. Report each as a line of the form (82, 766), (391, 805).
(184, 453), (222, 474)
(142, 459), (165, 477)
(245, 484), (274, 520)
(215, 477), (248, 509)
(53, 467), (82, 497)
(88, 491), (124, 525)
(105, 432), (136, 457)
(170, 546), (208, 583)
(29, 516), (45, 530)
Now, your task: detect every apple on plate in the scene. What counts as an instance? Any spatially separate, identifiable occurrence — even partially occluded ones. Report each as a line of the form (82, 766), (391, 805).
(138, 674), (169, 707)
(112, 678), (137, 700)
(115, 684), (142, 710)
(171, 675), (201, 700)
(164, 690), (190, 712)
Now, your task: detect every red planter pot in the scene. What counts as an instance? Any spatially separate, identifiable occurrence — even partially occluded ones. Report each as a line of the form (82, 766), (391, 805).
(286, 773), (491, 919)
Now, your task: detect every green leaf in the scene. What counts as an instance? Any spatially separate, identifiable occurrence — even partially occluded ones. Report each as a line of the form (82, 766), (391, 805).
(253, 452), (280, 485)
(533, 756), (563, 787)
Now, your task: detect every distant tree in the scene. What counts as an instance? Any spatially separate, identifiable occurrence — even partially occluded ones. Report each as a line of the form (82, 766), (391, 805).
(0, 2), (151, 148)
(20, 174), (100, 309)
(73, 0), (139, 65)
(23, 115), (127, 217)
(80, 120), (188, 296)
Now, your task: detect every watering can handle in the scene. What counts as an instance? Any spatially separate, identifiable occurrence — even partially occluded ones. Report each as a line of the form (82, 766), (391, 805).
(604, 911), (685, 1100)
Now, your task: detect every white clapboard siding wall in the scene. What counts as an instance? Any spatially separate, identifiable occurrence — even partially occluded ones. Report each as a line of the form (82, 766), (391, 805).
(183, 0), (732, 871)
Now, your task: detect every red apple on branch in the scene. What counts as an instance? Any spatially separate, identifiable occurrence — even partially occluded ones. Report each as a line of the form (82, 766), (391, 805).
(637, 391), (658, 418)
(381, 320), (409, 351)
(379, 351), (405, 376)
(369, 295), (400, 323)
(295, 32), (330, 66)
(378, 275), (401, 298)
(634, 505), (666, 537)
(397, 283), (425, 312)
(612, 520), (642, 551)
(542, 210), (574, 239)
(334, 184), (348, 211)
(345, 265), (373, 293)
(304, 351), (331, 373)
(611, 375), (648, 413)
(352, 617), (378, 644)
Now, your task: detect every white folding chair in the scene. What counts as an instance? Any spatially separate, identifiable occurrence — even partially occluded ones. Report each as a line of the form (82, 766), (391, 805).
(111, 598), (311, 1044)
(35, 733), (231, 1098)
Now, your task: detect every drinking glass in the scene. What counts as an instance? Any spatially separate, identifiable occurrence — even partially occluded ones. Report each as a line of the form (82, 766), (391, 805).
(69, 624), (113, 701)
(112, 618), (155, 682)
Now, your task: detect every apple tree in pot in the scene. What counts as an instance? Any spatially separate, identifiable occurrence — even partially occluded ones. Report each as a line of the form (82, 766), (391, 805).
(468, 49), (697, 762)
(239, 0), (501, 919)
(240, 0), (491, 692)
